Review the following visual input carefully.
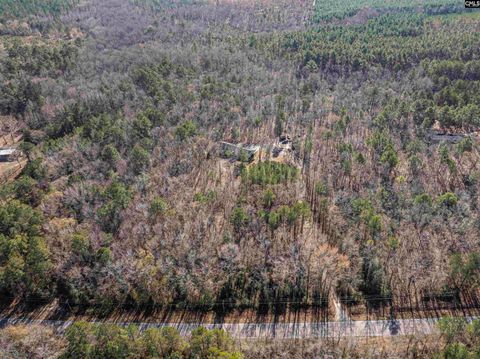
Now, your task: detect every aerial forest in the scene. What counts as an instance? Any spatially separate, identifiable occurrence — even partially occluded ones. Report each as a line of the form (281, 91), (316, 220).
(0, 0), (479, 319)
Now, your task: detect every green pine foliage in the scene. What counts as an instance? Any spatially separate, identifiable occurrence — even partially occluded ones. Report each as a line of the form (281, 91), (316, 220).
(0, 200), (51, 297)
(0, 0), (77, 19)
(313, 0), (461, 22)
(436, 318), (480, 358)
(283, 14), (480, 75)
(62, 322), (243, 359)
(243, 162), (299, 186)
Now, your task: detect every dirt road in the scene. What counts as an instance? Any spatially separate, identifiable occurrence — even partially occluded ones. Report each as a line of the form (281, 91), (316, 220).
(1, 316), (474, 338)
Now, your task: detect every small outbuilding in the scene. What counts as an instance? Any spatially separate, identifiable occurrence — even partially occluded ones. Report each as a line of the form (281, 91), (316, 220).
(219, 141), (260, 162)
(429, 131), (465, 143)
(0, 148), (18, 162)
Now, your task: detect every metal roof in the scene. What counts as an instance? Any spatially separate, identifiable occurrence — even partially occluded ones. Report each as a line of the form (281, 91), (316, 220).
(219, 142), (260, 154)
(0, 148), (16, 156)
(243, 145), (260, 153)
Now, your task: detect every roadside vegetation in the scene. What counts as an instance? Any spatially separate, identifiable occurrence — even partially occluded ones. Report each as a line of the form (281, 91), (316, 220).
(0, 323), (243, 359)
(436, 317), (480, 358)
(5, 319), (480, 358)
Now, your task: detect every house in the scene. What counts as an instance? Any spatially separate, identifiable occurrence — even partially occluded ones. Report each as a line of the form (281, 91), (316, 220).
(0, 148), (18, 162)
(219, 141), (260, 162)
(429, 121), (468, 143)
(429, 131), (465, 143)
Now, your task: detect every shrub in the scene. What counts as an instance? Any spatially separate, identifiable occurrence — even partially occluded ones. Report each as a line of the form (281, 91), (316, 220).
(230, 207), (249, 231)
(414, 193), (432, 206)
(262, 189), (276, 208)
(175, 120), (197, 141)
(189, 327), (243, 359)
(101, 145), (121, 167)
(129, 144), (150, 175)
(437, 192), (458, 208)
(150, 197), (168, 216)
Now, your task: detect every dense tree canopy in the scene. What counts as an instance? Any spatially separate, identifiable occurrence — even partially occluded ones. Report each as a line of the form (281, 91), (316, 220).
(0, 0), (77, 19)
(0, 0), (478, 322)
